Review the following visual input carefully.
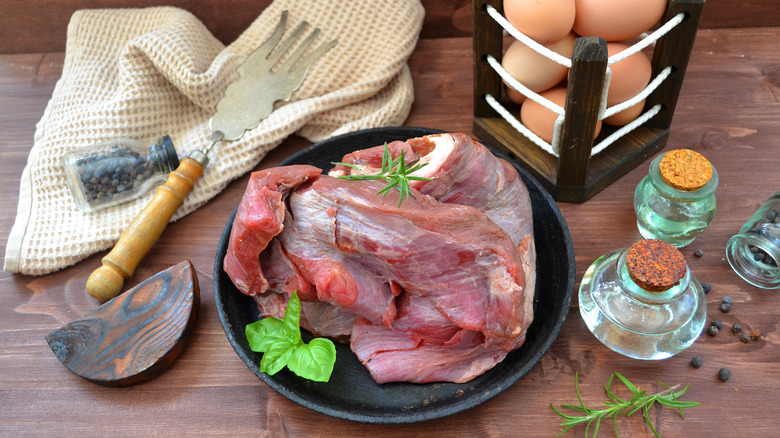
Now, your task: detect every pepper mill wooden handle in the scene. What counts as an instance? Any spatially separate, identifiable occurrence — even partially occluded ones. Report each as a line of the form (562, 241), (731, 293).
(87, 154), (207, 302)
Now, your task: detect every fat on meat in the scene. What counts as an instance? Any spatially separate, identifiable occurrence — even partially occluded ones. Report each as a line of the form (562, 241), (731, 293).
(331, 133), (537, 331)
(224, 134), (536, 383)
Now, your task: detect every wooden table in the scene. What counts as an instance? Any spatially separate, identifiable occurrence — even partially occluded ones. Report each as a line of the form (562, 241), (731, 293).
(2, 16), (780, 438)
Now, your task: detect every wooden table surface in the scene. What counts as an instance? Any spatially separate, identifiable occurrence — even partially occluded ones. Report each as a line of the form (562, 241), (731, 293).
(2, 25), (780, 438)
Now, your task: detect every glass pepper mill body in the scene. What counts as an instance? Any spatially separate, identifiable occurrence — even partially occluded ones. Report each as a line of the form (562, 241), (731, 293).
(62, 136), (179, 213)
(634, 149), (718, 248)
(726, 190), (780, 289)
(579, 239), (707, 360)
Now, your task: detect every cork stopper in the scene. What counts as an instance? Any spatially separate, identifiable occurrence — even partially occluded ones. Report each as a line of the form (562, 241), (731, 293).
(658, 149), (713, 191)
(626, 239), (687, 292)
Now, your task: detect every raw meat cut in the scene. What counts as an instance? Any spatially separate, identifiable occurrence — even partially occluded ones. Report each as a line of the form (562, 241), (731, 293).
(330, 132), (534, 247)
(224, 133), (536, 383)
(223, 165), (320, 298)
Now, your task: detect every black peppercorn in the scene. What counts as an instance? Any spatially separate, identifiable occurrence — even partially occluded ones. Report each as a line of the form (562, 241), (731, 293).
(707, 325), (719, 336)
(63, 136), (179, 213)
(701, 283), (712, 294)
(722, 296), (733, 304)
(690, 356), (703, 368)
(711, 320), (723, 330)
(718, 368), (731, 381)
(740, 333), (751, 343)
(720, 302), (732, 313)
(731, 323), (742, 333)
(694, 249), (704, 257)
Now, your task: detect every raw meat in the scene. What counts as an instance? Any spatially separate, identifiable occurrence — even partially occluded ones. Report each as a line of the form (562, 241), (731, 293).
(224, 133), (536, 383)
(223, 165), (320, 298)
(330, 132), (534, 247)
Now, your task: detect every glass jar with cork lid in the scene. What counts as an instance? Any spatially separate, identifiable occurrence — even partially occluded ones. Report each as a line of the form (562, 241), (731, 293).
(62, 136), (180, 213)
(579, 239), (707, 360)
(634, 149), (718, 248)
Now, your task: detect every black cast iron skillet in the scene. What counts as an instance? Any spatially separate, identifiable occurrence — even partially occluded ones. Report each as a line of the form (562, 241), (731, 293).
(214, 126), (575, 424)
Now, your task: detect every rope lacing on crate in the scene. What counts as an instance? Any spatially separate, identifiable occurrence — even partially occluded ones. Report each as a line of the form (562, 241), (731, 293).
(484, 4), (685, 157)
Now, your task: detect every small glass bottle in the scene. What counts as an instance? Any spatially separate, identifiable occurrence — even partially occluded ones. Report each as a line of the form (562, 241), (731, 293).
(726, 190), (780, 289)
(634, 149), (718, 247)
(63, 136), (180, 213)
(579, 239), (707, 360)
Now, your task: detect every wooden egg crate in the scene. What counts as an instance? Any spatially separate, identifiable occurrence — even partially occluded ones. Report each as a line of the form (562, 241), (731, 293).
(472, 0), (705, 202)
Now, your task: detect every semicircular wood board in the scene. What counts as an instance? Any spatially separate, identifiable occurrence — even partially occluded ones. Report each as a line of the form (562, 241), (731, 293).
(46, 260), (200, 387)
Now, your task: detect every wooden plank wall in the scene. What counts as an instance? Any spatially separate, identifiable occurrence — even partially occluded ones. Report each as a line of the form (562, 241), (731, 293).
(0, 0), (777, 54)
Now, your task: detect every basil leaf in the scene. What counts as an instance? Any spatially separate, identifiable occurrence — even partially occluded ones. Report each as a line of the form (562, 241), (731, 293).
(287, 338), (337, 382)
(259, 339), (296, 375)
(282, 291), (303, 344)
(245, 290), (337, 382)
(245, 318), (285, 353)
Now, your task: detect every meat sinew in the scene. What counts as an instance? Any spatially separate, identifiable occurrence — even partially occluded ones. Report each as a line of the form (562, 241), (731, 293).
(224, 133), (536, 384)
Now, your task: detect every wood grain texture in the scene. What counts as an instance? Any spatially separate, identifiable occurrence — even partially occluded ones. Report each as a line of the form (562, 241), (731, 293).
(46, 260), (199, 386)
(1, 0), (778, 54)
(1, 19), (780, 438)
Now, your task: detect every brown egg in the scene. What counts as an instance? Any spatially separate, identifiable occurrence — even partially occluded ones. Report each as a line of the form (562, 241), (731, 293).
(603, 100), (645, 126)
(573, 0), (667, 42)
(503, 0), (576, 45)
(603, 43), (652, 125)
(520, 87), (602, 144)
(502, 33), (577, 104)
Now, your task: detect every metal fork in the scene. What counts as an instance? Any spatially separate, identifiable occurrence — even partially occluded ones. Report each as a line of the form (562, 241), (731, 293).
(207, 10), (339, 148)
(85, 11), (337, 302)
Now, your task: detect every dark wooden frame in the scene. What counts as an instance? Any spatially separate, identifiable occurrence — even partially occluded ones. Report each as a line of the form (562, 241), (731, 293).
(472, 0), (705, 202)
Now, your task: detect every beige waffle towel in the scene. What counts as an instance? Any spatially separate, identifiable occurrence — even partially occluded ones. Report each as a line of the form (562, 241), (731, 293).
(4, 0), (424, 275)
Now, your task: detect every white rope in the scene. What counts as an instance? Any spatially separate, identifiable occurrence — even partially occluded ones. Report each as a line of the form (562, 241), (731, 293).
(607, 13), (685, 65)
(484, 94), (558, 156)
(592, 104), (662, 155)
(602, 66), (672, 119)
(486, 4), (572, 69)
(483, 5), (685, 158)
(486, 55), (565, 116)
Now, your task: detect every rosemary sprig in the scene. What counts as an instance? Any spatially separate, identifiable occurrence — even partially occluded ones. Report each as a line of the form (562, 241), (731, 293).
(551, 372), (699, 438)
(332, 143), (432, 206)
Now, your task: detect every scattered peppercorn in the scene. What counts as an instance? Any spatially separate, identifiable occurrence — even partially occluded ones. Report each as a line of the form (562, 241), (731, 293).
(701, 283), (712, 294)
(707, 325), (719, 336)
(691, 356), (703, 368)
(722, 296), (733, 304)
(720, 302), (732, 313)
(711, 320), (723, 330)
(731, 323), (742, 333)
(694, 249), (704, 257)
(751, 329), (761, 339)
(718, 368), (731, 382)
(741, 333), (751, 343)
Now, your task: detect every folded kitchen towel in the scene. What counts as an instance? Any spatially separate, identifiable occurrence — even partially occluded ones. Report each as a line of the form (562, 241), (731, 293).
(4, 0), (424, 275)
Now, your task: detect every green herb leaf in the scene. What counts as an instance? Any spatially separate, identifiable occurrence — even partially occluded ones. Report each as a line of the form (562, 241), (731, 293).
(282, 290), (303, 344)
(245, 318), (285, 352)
(245, 291), (337, 382)
(287, 338), (337, 382)
(551, 372), (698, 438)
(332, 143), (433, 207)
(259, 339), (296, 375)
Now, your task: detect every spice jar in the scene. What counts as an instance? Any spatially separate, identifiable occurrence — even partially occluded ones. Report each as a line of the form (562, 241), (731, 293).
(62, 136), (180, 213)
(579, 239), (707, 360)
(634, 149), (718, 248)
(726, 190), (780, 289)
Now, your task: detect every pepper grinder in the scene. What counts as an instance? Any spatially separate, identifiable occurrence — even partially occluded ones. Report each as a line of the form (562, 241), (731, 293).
(579, 239), (707, 360)
(62, 136), (179, 213)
